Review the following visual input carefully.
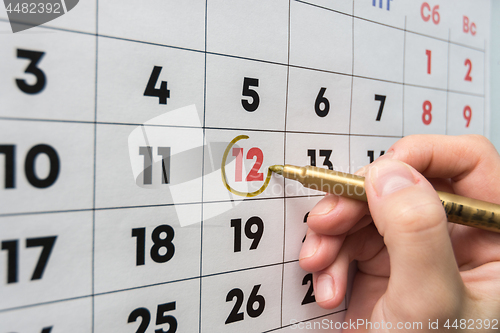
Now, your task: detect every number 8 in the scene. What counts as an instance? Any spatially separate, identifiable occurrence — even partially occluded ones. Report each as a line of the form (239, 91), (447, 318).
(422, 100), (432, 125)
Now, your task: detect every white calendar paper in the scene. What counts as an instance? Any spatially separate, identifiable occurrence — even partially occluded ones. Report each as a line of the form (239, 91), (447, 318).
(0, 0), (491, 332)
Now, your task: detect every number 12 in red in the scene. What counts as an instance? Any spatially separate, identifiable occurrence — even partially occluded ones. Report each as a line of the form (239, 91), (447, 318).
(233, 148), (264, 182)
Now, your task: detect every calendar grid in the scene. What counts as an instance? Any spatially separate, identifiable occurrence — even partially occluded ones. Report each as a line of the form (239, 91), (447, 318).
(0, 1), (491, 331)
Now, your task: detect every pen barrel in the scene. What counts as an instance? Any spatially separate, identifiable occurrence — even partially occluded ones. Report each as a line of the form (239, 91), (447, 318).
(283, 165), (367, 201)
(437, 191), (500, 233)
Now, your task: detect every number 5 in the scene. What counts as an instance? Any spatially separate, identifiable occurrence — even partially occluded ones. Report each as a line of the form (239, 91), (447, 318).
(241, 77), (260, 112)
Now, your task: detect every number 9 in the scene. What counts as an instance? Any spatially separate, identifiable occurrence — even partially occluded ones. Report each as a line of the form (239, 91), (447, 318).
(463, 106), (472, 128)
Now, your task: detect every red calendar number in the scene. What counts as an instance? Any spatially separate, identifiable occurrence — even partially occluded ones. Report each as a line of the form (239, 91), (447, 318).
(421, 3), (440, 25)
(463, 106), (472, 128)
(463, 16), (477, 36)
(464, 59), (472, 81)
(425, 49), (432, 74)
(422, 100), (432, 125)
(232, 147), (264, 182)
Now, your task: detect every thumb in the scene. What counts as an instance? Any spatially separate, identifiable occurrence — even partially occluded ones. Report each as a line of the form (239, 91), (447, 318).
(365, 159), (464, 314)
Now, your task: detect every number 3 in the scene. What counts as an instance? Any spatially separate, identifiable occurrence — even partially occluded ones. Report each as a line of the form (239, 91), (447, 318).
(16, 49), (46, 94)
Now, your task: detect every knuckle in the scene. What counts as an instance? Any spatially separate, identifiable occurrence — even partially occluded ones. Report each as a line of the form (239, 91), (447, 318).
(388, 199), (446, 234)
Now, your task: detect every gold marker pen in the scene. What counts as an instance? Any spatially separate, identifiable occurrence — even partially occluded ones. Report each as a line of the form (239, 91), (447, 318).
(269, 164), (500, 234)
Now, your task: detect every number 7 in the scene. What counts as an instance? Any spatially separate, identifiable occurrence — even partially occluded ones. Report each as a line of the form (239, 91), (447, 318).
(374, 94), (386, 121)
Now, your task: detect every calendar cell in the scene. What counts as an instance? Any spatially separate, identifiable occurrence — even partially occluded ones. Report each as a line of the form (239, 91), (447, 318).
(207, 0), (289, 64)
(0, 0), (96, 34)
(353, 0), (407, 29)
(95, 279), (200, 333)
(404, 32), (449, 90)
(447, 93), (484, 135)
(97, 37), (205, 127)
(0, 212), (92, 310)
(349, 135), (399, 172)
(285, 133), (349, 197)
(282, 261), (345, 325)
(0, 121), (94, 214)
(350, 77), (403, 136)
(203, 129), (285, 203)
(201, 265), (282, 333)
(448, 44), (484, 96)
(202, 199), (284, 276)
(99, 0), (206, 51)
(0, 21), (96, 122)
(405, 1), (450, 40)
(0, 297), (92, 333)
(284, 196), (323, 262)
(205, 54), (287, 131)
(289, 0), (352, 74)
(95, 124), (204, 209)
(353, 18), (405, 83)
(403, 86), (447, 135)
(94, 205), (201, 294)
(286, 67), (351, 135)
(298, 0), (353, 15)
(448, 1), (489, 50)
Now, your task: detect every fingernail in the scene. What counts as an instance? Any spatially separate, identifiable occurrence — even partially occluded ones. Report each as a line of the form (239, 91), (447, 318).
(369, 159), (416, 197)
(315, 274), (335, 302)
(309, 195), (338, 216)
(299, 232), (320, 260)
(381, 149), (394, 159)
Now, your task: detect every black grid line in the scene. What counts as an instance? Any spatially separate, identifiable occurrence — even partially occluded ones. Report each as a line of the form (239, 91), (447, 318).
(280, 0), (292, 328)
(91, 1), (99, 332)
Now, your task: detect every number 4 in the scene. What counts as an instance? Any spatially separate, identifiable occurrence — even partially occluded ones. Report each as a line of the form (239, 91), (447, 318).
(144, 66), (170, 104)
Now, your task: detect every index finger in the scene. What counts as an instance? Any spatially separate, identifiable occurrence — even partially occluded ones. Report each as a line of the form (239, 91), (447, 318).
(387, 134), (500, 203)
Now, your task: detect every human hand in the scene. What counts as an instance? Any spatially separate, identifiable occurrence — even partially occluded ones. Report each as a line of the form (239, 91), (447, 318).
(300, 135), (500, 332)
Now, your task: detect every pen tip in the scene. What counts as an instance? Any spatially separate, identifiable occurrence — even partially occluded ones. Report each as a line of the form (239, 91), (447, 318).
(269, 165), (284, 175)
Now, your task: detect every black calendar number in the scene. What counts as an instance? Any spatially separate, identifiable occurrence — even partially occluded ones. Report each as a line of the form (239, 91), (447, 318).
(241, 77), (260, 112)
(374, 94), (386, 121)
(16, 49), (46, 95)
(307, 149), (333, 170)
(230, 216), (264, 252)
(302, 212), (309, 243)
(139, 146), (170, 185)
(41, 327), (53, 333)
(314, 87), (330, 117)
(0, 144), (60, 189)
(132, 225), (175, 266)
(1, 236), (57, 284)
(128, 302), (177, 333)
(301, 273), (316, 305)
(144, 66), (170, 105)
(225, 285), (265, 324)
(367, 150), (385, 163)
